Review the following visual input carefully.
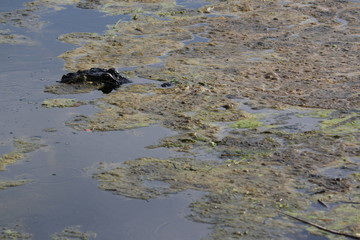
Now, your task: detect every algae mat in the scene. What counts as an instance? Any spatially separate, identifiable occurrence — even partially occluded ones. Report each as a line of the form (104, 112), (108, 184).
(2, 0), (359, 239)
(60, 0), (359, 239)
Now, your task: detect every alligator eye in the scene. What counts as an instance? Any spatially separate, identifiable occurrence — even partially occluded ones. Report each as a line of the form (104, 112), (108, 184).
(102, 73), (114, 80)
(107, 68), (120, 77)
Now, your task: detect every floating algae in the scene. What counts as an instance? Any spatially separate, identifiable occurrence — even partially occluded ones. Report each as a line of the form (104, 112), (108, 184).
(0, 152), (25, 171)
(94, 156), (293, 200)
(0, 138), (46, 171)
(230, 118), (264, 129)
(321, 113), (360, 136)
(0, 180), (32, 190)
(66, 82), (247, 133)
(58, 30), (186, 71)
(92, 123), (360, 238)
(0, 228), (32, 240)
(42, 98), (86, 108)
(0, 29), (37, 45)
(51, 225), (96, 240)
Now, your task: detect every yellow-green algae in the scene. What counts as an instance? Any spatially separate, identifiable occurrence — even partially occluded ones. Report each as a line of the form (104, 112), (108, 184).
(321, 113), (360, 136)
(0, 228), (32, 239)
(94, 156), (294, 200)
(57, 15), (195, 71)
(0, 152), (25, 171)
(286, 202), (360, 240)
(0, 180), (32, 190)
(67, 83), (247, 134)
(0, 30), (37, 45)
(42, 98), (85, 108)
(230, 118), (264, 129)
(297, 109), (335, 119)
(0, 138), (46, 171)
(77, 0), (178, 16)
(94, 127), (360, 238)
(51, 225), (96, 240)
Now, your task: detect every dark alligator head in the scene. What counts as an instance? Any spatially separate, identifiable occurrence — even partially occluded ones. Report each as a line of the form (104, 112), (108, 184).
(60, 68), (131, 93)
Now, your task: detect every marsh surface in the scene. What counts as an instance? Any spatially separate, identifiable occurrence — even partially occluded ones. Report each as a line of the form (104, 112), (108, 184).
(0, 0), (359, 239)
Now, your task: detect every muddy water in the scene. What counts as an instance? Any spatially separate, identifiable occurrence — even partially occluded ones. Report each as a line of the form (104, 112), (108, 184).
(0, 2), (210, 239)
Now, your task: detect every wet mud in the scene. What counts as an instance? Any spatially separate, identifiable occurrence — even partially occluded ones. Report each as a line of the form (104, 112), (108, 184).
(1, 0), (360, 239)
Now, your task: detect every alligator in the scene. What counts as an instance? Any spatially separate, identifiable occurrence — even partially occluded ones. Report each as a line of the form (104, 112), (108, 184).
(60, 68), (131, 93)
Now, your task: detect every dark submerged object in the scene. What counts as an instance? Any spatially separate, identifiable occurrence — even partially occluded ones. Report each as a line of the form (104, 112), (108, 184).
(61, 68), (131, 93)
(160, 82), (173, 88)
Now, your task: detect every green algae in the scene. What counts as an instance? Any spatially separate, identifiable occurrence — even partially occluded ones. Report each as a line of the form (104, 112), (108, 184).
(93, 154), (312, 238)
(0, 30), (37, 45)
(51, 225), (96, 240)
(44, 83), (100, 94)
(297, 109), (335, 119)
(321, 113), (360, 136)
(65, 83), (247, 134)
(94, 156), (291, 199)
(58, 23), (187, 71)
(92, 125), (360, 238)
(67, 8), (360, 234)
(0, 138), (46, 171)
(230, 118), (264, 129)
(0, 228), (32, 240)
(289, 203), (360, 240)
(66, 110), (158, 131)
(78, 0), (179, 16)
(42, 98), (86, 108)
(0, 153), (25, 171)
(0, 180), (32, 190)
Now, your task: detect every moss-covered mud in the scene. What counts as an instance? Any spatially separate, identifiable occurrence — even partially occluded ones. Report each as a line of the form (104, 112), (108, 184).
(2, 0), (359, 239)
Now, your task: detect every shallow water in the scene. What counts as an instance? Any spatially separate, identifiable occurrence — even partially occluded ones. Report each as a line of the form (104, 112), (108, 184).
(0, 2), (210, 239)
(1, 1), (359, 239)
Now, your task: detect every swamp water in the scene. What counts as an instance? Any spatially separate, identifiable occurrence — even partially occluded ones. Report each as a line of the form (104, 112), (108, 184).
(1, 0), (359, 239)
(0, 2), (210, 239)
